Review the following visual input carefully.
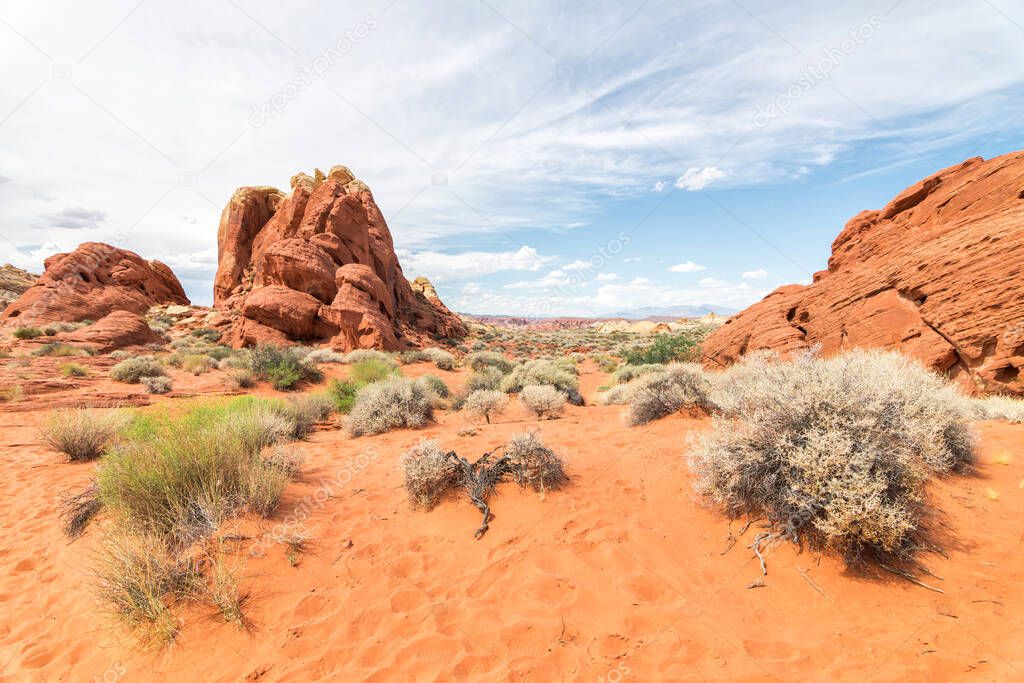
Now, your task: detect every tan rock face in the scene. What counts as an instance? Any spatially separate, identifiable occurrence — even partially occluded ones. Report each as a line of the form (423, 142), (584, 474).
(1, 242), (189, 327)
(701, 151), (1024, 394)
(0, 264), (37, 311)
(214, 167), (466, 350)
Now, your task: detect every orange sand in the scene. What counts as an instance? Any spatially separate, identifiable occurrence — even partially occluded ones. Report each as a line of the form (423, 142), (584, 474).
(0, 360), (1022, 681)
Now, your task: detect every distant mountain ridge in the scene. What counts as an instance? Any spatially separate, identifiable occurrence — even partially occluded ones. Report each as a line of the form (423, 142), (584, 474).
(604, 305), (737, 319)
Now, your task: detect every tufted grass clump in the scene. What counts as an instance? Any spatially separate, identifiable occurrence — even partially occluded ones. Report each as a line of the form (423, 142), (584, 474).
(33, 342), (90, 357)
(687, 349), (975, 563)
(347, 377), (433, 436)
(59, 362), (89, 378)
(12, 326), (43, 340)
(95, 398), (304, 545)
(39, 407), (130, 461)
(327, 378), (364, 414)
(350, 357), (399, 384)
(110, 356), (166, 384)
(181, 354), (215, 375)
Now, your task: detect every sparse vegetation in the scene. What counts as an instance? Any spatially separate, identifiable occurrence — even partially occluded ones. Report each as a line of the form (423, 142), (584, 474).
(12, 326), (43, 340)
(181, 354), (215, 375)
(519, 384), (567, 419)
(415, 373), (450, 399)
(347, 377), (433, 436)
(227, 369), (256, 389)
(327, 378), (364, 414)
(342, 349), (396, 366)
(687, 350), (975, 565)
(465, 367), (503, 392)
(612, 363), (663, 385)
(32, 342), (90, 357)
(39, 407), (129, 461)
(967, 395), (1024, 423)
(59, 362), (89, 377)
(306, 348), (345, 364)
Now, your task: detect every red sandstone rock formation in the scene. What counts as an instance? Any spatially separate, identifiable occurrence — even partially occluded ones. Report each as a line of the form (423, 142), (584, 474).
(214, 166), (465, 350)
(702, 152), (1024, 394)
(57, 310), (163, 352)
(1, 242), (188, 327)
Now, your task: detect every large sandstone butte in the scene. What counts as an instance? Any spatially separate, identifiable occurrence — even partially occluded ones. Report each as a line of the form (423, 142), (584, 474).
(703, 151), (1024, 395)
(214, 165), (465, 349)
(1, 242), (188, 327)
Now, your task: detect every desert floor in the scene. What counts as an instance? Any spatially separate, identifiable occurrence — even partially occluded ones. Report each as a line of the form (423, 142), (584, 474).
(1, 358), (1022, 682)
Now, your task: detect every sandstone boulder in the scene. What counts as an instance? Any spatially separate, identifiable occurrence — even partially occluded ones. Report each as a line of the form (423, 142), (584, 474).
(701, 151), (1024, 394)
(215, 166), (466, 350)
(1, 242), (188, 327)
(57, 310), (162, 352)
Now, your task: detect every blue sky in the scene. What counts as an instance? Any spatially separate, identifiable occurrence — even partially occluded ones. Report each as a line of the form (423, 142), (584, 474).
(1, 0), (1022, 316)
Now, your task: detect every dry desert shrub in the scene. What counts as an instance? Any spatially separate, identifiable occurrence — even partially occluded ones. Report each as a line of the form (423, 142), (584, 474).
(462, 389), (508, 424)
(688, 349), (975, 562)
(347, 377), (433, 436)
(499, 359), (582, 405)
(466, 350), (513, 373)
(401, 432), (567, 537)
(141, 375), (173, 394)
(611, 363), (664, 385)
(519, 384), (567, 419)
(415, 373), (450, 400)
(181, 354), (215, 375)
(39, 407), (130, 461)
(597, 383), (636, 405)
(342, 349), (397, 366)
(627, 363), (712, 426)
(401, 439), (459, 509)
(966, 395), (1024, 423)
(110, 356), (166, 384)
(465, 366), (503, 392)
(422, 347), (456, 370)
(305, 348), (345, 364)
(503, 431), (569, 492)
(93, 532), (197, 646)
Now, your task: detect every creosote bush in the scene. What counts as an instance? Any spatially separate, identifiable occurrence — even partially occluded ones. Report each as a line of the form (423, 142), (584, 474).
(627, 363), (712, 426)
(39, 408), (130, 461)
(687, 349), (975, 563)
(519, 384), (567, 419)
(463, 389), (508, 424)
(347, 377), (433, 436)
(110, 356), (166, 384)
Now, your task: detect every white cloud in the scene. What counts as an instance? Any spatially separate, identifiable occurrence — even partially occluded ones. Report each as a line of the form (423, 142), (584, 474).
(668, 261), (707, 273)
(461, 282), (482, 294)
(653, 180), (666, 192)
(698, 277), (728, 287)
(742, 268), (768, 279)
(595, 272), (619, 281)
(400, 245), (555, 280)
(674, 167), (726, 191)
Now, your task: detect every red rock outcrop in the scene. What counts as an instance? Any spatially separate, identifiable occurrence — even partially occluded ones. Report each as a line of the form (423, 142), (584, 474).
(1, 243), (188, 327)
(56, 310), (163, 352)
(702, 151), (1024, 394)
(214, 166), (465, 350)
